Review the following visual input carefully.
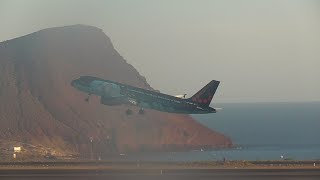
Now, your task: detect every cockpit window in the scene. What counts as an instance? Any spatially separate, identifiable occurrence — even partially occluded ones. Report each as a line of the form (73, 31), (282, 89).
(79, 76), (96, 85)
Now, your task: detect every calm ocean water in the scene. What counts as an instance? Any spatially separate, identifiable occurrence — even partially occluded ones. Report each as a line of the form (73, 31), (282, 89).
(112, 102), (320, 161)
(193, 102), (320, 161)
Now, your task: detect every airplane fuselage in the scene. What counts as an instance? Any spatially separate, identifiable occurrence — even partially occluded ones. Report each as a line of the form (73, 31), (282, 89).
(71, 76), (217, 114)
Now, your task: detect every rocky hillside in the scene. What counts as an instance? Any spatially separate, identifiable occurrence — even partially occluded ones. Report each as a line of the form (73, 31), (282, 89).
(0, 25), (232, 158)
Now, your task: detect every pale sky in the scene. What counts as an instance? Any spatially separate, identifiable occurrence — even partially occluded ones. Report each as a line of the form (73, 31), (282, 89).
(0, 0), (319, 103)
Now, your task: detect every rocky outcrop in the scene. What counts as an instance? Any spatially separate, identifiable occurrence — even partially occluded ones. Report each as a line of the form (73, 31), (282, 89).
(0, 25), (232, 157)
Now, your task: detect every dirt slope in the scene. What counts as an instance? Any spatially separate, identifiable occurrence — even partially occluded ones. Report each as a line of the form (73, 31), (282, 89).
(0, 25), (232, 156)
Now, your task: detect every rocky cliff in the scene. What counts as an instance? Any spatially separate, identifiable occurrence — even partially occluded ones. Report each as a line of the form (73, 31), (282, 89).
(0, 25), (232, 157)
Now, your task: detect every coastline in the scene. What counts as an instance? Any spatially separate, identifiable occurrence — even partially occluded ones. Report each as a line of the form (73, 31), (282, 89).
(0, 160), (319, 169)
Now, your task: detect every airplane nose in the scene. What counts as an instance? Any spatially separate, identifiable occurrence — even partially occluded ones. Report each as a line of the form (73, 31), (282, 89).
(71, 76), (95, 88)
(71, 79), (77, 87)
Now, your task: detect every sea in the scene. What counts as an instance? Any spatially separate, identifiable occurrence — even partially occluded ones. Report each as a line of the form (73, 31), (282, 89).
(112, 102), (320, 161)
(192, 102), (320, 161)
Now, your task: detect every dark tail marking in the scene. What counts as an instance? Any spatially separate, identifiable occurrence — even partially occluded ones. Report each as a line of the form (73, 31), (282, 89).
(188, 80), (220, 107)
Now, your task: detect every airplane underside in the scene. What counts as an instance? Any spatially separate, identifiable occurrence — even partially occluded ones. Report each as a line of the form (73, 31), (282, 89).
(99, 96), (215, 114)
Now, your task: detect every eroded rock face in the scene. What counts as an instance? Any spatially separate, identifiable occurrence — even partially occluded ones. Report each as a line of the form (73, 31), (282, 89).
(0, 25), (232, 156)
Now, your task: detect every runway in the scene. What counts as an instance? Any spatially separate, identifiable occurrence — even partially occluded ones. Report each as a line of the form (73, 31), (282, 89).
(1, 168), (320, 180)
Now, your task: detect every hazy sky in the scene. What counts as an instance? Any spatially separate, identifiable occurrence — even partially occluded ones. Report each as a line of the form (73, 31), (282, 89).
(1, 0), (319, 103)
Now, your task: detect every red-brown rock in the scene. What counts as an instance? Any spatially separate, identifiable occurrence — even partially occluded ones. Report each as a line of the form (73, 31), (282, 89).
(0, 25), (232, 156)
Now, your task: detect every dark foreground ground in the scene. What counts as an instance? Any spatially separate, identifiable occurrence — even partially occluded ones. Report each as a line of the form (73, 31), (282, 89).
(1, 168), (320, 180)
(0, 161), (320, 180)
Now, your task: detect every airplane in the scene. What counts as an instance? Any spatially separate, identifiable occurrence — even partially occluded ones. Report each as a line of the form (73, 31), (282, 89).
(71, 76), (221, 114)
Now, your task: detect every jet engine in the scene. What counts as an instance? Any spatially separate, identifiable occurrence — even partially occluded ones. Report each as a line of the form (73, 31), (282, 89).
(100, 96), (128, 106)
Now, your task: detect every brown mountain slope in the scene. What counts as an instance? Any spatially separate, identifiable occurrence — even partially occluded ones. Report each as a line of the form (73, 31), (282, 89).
(0, 25), (232, 156)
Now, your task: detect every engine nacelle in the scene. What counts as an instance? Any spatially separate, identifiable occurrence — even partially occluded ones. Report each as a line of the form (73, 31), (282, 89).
(100, 96), (128, 106)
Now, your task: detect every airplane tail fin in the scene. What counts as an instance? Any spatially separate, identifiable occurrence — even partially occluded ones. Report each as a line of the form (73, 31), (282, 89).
(188, 80), (220, 107)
